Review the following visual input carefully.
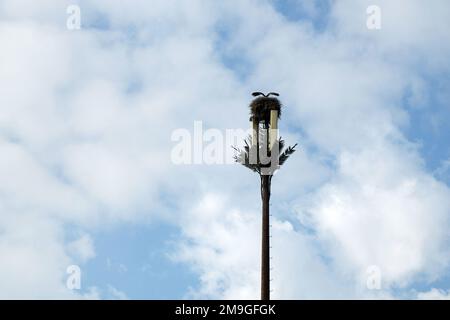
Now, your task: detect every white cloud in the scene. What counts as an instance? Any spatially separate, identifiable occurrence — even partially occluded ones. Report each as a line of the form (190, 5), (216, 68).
(417, 288), (450, 300)
(174, 194), (260, 299)
(67, 233), (96, 263)
(0, 0), (449, 299)
(175, 193), (353, 299)
(331, 0), (450, 71)
(305, 143), (450, 287)
(171, 0), (450, 298)
(107, 285), (128, 300)
(0, 215), (74, 299)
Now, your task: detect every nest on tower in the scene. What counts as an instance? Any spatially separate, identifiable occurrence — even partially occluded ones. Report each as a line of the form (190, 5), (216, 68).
(249, 97), (282, 124)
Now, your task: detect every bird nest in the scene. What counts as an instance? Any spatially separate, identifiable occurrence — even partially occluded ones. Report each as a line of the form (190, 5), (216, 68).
(249, 97), (282, 123)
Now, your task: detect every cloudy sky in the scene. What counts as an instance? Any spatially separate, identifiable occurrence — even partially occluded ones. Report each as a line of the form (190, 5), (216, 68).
(1, 0), (450, 299)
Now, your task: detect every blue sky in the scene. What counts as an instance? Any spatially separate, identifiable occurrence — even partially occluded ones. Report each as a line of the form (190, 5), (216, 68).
(82, 224), (194, 299)
(83, 0), (450, 299)
(0, 0), (450, 299)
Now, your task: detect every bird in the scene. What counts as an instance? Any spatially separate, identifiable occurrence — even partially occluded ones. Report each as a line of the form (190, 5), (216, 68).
(252, 92), (280, 98)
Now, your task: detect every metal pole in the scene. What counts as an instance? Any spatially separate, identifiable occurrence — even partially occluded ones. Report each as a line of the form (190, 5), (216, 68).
(261, 174), (271, 300)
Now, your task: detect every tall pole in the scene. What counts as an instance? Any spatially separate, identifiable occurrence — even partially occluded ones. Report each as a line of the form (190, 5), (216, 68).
(234, 92), (297, 301)
(261, 174), (271, 300)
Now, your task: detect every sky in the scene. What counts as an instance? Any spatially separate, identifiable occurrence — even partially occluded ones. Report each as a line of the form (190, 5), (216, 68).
(0, 0), (450, 299)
